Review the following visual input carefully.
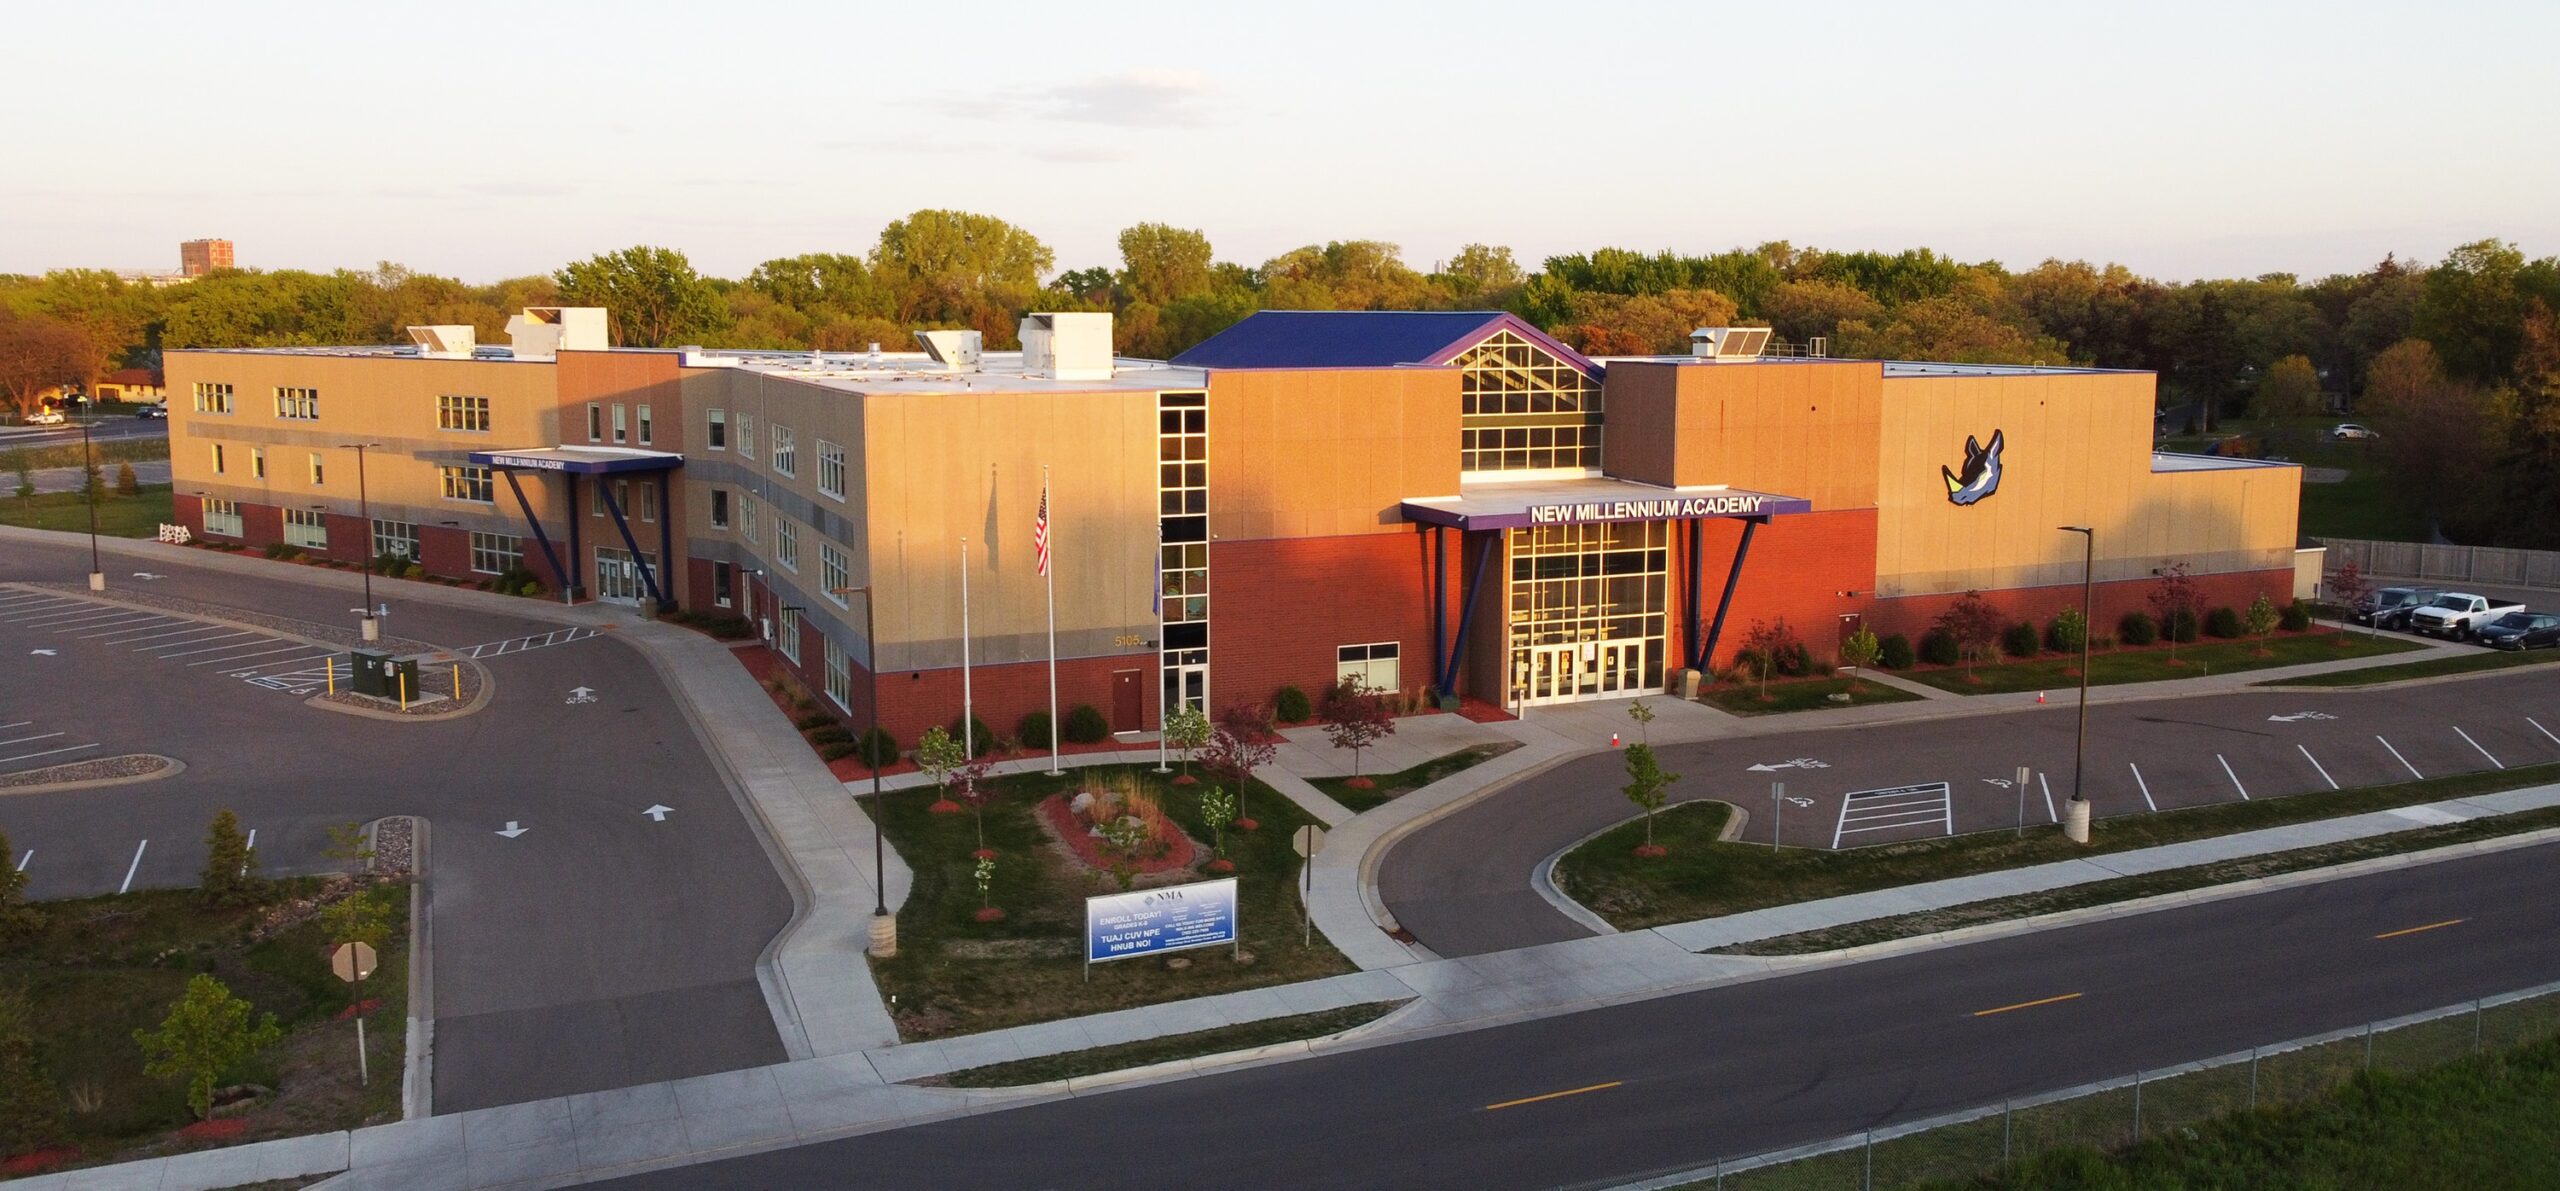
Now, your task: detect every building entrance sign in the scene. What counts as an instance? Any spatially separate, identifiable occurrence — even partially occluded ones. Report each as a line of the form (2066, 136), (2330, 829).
(1526, 494), (1772, 524)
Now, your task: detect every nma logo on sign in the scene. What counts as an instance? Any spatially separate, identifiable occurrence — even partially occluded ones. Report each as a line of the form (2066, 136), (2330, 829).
(1942, 429), (2004, 505)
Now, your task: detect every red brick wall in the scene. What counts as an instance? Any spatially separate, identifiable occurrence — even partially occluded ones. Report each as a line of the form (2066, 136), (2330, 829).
(238, 502), (283, 550)
(1209, 531), (1447, 712)
(1676, 509), (1881, 673)
(418, 525), (470, 578)
(173, 493), (202, 538)
(323, 513), (368, 562)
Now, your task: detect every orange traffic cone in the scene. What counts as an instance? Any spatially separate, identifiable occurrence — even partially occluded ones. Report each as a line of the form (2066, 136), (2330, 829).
(1610, 732), (1622, 748)
(2036, 691), (2048, 704)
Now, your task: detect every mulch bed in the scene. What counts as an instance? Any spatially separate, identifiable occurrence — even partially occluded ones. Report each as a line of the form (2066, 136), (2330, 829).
(2, 1147), (78, 1175)
(1035, 793), (1196, 875)
(176, 1119), (248, 1142)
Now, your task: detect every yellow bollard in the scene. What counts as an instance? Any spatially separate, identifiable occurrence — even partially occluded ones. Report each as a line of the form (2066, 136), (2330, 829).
(399, 669), (409, 712)
(452, 663), (461, 700)
(328, 660), (336, 697)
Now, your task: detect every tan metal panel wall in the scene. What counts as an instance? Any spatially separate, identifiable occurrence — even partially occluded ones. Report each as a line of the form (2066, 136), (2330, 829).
(1604, 360), (1883, 510)
(1207, 367), (1461, 541)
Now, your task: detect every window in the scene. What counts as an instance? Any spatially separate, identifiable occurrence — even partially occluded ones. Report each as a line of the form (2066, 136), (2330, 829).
(211, 443), (225, 474)
(1158, 391), (1211, 713)
(741, 494), (759, 543)
(770, 424), (796, 476)
(284, 508), (328, 549)
(250, 448), (266, 479)
(821, 541), (849, 603)
(193, 382), (233, 414)
(586, 403), (602, 442)
(713, 562), (734, 608)
(469, 531), (522, 575)
(637, 479), (656, 523)
(824, 636), (851, 711)
(774, 518), (800, 572)
(1456, 330), (1605, 476)
(710, 488), (730, 529)
(202, 498), (243, 537)
(438, 394), (492, 432)
(816, 440), (845, 500)
(275, 387), (319, 420)
(612, 404), (628, 444)
(1337, 642), (1401, 693)
(775, 605), (802, 664)
(736, 411), (755, 460)
(308, 453), (325, 485)
(441, 464), (495, 503)
(706, 408), (727, 450)
(637, 403), (652, 446)
(371, 518), (420, 561)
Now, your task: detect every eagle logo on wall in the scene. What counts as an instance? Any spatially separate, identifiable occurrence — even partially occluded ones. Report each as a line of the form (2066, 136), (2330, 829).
(1942, 430), (2004, 506)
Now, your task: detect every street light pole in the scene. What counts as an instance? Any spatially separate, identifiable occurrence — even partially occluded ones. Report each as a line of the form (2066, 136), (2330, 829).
(2060, 526), (2096, 843)
(79, 417), (102, 591)
(833, 583), (896, 959)
(342, 443), (383, 641)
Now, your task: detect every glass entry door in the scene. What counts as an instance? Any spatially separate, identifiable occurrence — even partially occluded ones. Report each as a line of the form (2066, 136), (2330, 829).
(596, 546), (654, 606)
(1516, 639), (1649, 706)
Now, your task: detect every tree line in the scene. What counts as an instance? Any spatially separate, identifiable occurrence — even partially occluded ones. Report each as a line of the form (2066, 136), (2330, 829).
(3, 215), (2553, 544)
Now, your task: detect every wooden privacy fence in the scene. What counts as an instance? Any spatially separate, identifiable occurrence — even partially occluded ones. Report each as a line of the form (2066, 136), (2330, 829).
(2316, 537), (2560, 589)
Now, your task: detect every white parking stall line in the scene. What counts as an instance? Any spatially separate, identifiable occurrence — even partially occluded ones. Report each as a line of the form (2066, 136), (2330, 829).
(54, 612), (162, 633)
(2377, 735), (2424, 781)
(117, 840), (147, 895)
(149, 632), (265, 657)
(17, 608), (143, 629)
(84, 618), (193, 640)
(2453, 726), (2504, 771)
(2128, 763), (2159, 812)
(0, 591), (67, 610)
(98, 623), (222, 645)
(11, 851), (25, 873)
(242, 829), (257, 876)
(0, 744), (98, 768)
(0, 722), (28, 731)
(135, 628), (251, 651)
(185, 644), (307, 667)
(2532, 717), (2560, 749)
(2216, 753), (2250, 800)
(2039, 772), (2058, 822)
(227, 654), (335, 676)
(0, 732), (64, 747)
(0, 598), (79, 619)
(2299, 745), (2340, 791)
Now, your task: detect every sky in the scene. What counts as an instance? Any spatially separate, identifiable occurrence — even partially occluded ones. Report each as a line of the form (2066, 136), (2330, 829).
(8, 0), (2555, 285)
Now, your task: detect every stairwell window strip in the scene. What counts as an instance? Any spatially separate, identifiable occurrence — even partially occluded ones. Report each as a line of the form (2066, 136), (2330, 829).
(771, 424), (796, 477)
(775, 518), (799, 572)
(821, 542), (849, 604)
(706, 408), (727, 450)
(824, 636), (852, 711)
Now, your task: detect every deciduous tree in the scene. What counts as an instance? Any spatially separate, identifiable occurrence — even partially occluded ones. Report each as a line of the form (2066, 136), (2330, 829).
(0, 311), (92, 421)
(2245, 593), (2281, 656)
(2326, 559), (2372, 633)
(1200, 704), (1278, 830)
(2148, 563), (2201, 663)
(0, 987), (62, 1154)
(1318, 679), (1395, 784)
(554, 246), (729, 348)
(1932, 595), (2006, 681)
(1621, 743), (1679, 856)
(133, 974), (281, 1120)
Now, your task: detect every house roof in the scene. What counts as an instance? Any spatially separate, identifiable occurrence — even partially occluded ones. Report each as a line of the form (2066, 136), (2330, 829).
(1170, 310), (1601, 377)
(105, 367), (163, 386)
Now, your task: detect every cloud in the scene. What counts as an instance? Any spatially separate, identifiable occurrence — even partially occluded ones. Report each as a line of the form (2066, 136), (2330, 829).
(909, 70), (1218, 129)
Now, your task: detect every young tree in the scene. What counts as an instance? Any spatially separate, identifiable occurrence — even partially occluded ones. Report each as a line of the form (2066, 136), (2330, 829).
(2245, 593), (2282, 656)
(133, 974), (281, 1120)
(1200, 703), (1278, 831)
(0, 828), (40, 942)
(1318, 679), (1396, 786)
(114, 461), (138, 496)
(9, 453), (31, 502)
(322, 821), (375, 873)
(1838, 626), (1882, 690)
(1164, 703), (1212, 782)
(955, 754), (996, 856)
(1738, 618), (1801, 698)
(1621, 743), (1681, 857)
(2148, 562), (2201, 663)
(198, 809), (260, 907)
(915, 725), (966, 814)
(971, 855), (1002, 922)
(0, 987), (62, 1155)
(2326, 559), (2374, 635)
(1626, 697), (1657, 744)
(1096, 814), (1152, 892)
(1198, 787), (1238, 873)
(1932, 596), (2006, 681)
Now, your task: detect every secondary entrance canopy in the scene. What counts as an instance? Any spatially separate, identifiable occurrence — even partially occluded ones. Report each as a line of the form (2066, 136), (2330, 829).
(1400, 477), (1812, 532)
(469, 446), (684, 611)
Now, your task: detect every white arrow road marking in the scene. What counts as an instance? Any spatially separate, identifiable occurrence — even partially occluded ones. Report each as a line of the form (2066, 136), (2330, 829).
(1784, 796), (1813, 807)
(1982, 777), (2013, 788)
(132, 572), (163, 580)
(118, 839), (147, 895)
(27, 649), (55, 656)
(2267, 712), (2337, 722)
(495, 821), (529, 839)
(642, 805), (672, 822)
(566, 686), (597, 704)
(1747, 758), (1829, 772)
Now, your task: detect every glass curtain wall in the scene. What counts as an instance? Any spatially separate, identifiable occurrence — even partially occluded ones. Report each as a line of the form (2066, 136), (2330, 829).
(1457, 330), (1604, 476)
(1505, 522), (1667, 706)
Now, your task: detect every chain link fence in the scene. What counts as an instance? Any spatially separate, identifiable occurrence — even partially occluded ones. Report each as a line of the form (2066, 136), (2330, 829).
(2317, 538), (2560, 590)
(1619, 979), (2560, 1191)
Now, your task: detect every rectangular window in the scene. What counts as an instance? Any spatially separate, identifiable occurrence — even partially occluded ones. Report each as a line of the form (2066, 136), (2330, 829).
(821, 542), (849, 603)
(706, 408), (727, 450)
(774, 518), (800, 572)
(713, 561), (734, 608)
(469, 531), (522, 575)
(771, 424), (796, 477)
(817, 440), (845, 500)
(283, 508), (328, 550)
(211, 443), (225, 474)
(741, 494), (759, 543)
(274, 387), (319, 420)
(737, 411), (755, 460)
(824, 636), (851, 711)
(193, 382), (233, 414)
(586, 403), (602, 442)
(202, 497), (243, 537)
(710, 489), (730, 529)
(611, 404), (628, 444)
(371, 518), (420, 561)
(440, 464), (495, 503)
(1337, 642), (1401, 692)
(637, 403), (652, 446)
(437, 394), (492, 432)
(308, 453), (325, 485)
(776, 605), (802, 664)
(637, 480), (656, 523)
(250, 448), (266, 480)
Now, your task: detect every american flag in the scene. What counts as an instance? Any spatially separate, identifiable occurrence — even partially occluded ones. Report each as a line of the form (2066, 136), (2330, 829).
(1032, 481), (1051, 577)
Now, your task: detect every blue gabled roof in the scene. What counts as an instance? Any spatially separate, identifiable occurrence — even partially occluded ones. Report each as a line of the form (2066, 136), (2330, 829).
(1170, 310), (1600, 377)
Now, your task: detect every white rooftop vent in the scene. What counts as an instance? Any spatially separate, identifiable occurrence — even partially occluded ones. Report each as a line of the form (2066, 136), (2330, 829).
(1690, 326), (1773, 362)
(1018, 312), (1116, 381)
(504, 307), (610, 360)
(406, 325), (476, 359)
(915, 328), (983, 371)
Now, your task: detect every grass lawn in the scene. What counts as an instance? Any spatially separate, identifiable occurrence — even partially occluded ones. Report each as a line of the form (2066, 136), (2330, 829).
(1310, 742), (1522, 814)
(0, 436), (171, 474)
(3, 877), (407, 1173)
(0, 485), (174, 538)
(2159, 417), (2426, 541)
(1899, 630), (2419, 695)
(1699, 674), (1925, 716)
(865, 765), (1352, 1041)
(1553, 761), (2560, 932)
(931, 1001), (1405, 1088)
(2260, 643), (2560, 687)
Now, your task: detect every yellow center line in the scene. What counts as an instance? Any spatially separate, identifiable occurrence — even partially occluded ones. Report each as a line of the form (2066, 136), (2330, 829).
(2374, 918), (2467, 940)
(1973, 992), (2083, 1018)
(1484, 1080), (1623, 1111)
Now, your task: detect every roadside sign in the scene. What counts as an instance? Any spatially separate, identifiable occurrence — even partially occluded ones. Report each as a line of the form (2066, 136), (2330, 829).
(1084, 878), (1238, 978)
(1293, 825), (1326, 858)
(331, 941), (377, 984)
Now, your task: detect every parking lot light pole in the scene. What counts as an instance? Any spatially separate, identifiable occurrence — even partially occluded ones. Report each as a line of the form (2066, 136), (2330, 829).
(79, 416), (102, 591)
(341, 443), (383, 641)
(831, 584), (895, 959)
(2060, 526), (2096, 844)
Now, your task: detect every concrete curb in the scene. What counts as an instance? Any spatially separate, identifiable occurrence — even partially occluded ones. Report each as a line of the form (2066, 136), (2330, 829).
(0, 753), (183, 795)
(1529, 800), (1750, 939)
(303, 658), (493, 723)
(396, 816), (434, 1121)
(2253, 657), (2560, 694)
(1351, 743), (1585, 939)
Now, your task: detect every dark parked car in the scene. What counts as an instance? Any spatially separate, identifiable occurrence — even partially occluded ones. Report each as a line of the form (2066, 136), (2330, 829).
(134, 404), (166, 420)
(2476, 611), (2560, 651)
(2355, 586), (2443, 632)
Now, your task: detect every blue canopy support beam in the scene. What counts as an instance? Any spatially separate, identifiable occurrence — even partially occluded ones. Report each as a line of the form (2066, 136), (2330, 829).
(1692, 516), (1766, 673)
(1437, 531), (1500, 698)
(594, 478), (670, 611)
(499, 470), (570, 596)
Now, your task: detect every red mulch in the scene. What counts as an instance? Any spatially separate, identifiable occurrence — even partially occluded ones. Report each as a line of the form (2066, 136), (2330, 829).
(2, 1147), (77, 1175)
(1455, 697), (1517, 723)
(178, 1119), (248, 1142)
(333, 998), (385, 1020)
(972, 906), (1008, 922)
(1037, 793), (1195, 874)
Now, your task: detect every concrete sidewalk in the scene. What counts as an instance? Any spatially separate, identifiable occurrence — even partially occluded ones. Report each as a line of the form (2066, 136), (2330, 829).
(15, 458), (171, 493)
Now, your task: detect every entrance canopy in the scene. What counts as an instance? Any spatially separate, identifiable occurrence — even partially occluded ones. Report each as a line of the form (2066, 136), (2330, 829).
(466, 446), (682, 474)
(1401, 477), (1811, 532)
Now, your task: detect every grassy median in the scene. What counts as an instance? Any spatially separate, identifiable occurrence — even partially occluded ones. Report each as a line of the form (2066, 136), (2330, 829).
(1700, 675), (1926, 716)
(930, 1001), (1405, 1088)
(2259, 645), (2560, 687)
(1311, 743), (1521, 813)
(1899, 631), (2419, 695)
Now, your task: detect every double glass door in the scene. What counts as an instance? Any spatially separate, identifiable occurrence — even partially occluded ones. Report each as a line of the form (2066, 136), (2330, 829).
(595, 546), (655, 606)
(1515, 640), (1646, 706)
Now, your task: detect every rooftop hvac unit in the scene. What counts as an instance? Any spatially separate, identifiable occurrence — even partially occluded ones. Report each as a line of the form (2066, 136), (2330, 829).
(1018, 311), (1115, 380)
(1690, 326), (1773, 362)
(406, 325), (476, 358)
(915, 329), (983, 371)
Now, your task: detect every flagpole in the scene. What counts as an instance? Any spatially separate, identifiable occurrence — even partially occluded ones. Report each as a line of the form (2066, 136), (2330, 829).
(1043, 466), (1062, 776)
(960, 536), (975, 757)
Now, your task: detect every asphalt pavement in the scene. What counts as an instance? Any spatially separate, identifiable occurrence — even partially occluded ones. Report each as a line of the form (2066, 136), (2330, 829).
(593, 840), (2560, 1190)
(0, 418), (167, 451)
(1383, 663), (2560, 958)
(0, 537), (792, 1112)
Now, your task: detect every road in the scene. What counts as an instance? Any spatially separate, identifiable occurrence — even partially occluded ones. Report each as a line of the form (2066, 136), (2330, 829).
(596, 841), (2560, 1190)
(0, 536), (793, 1112)
(0, 417), (168, 451)
(1383, 663), (2560, 958)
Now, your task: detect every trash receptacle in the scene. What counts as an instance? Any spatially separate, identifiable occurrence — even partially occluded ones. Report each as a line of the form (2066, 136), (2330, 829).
(350, 649), (392, 697)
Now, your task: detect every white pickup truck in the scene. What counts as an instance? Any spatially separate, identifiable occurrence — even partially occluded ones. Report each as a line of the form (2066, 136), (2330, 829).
(2407, 592), (2526, 640)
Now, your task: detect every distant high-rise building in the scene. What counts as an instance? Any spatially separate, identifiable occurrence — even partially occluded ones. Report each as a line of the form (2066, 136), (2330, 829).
(180, 239), (234, 277)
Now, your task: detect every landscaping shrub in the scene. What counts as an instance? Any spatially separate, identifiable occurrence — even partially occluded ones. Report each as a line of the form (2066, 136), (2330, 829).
(1016, 710), (1053, 750)
(1273, 685), (1313, 724)
(2281, 598), (2314, 631)
(1724, 648), (1767, 684)
(1918, 629), (1960, 667)
(260, 541), (302, 561)
(401, 563), (425, 581)
(2167, 607), (2201, 643)
(2046, 608), (2088, 654)
(854, 727), (899, 768)
(950, 715), (997, 757)
(114, 461), (139, 495)
(819, 741), (861, 761)
(1061, 704), (1111, 744)
(1772, 639), (1813, 677)
(805, 725), (854, 746)
(2001, 620), (2041, 658)
(1878, 633), (1915, 670)
(792, 710), (834, 731)
(2205, 605), (2244, 639)
(2119, 610), (2158, 646)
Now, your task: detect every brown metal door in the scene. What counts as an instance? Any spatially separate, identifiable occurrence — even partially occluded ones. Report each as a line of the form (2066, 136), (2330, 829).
(1112, 670), (1142, 733)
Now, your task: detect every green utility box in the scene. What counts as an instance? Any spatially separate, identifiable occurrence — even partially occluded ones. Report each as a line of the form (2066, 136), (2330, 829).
(383, 656), (420, 698)
(350, 649), (393, 697)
